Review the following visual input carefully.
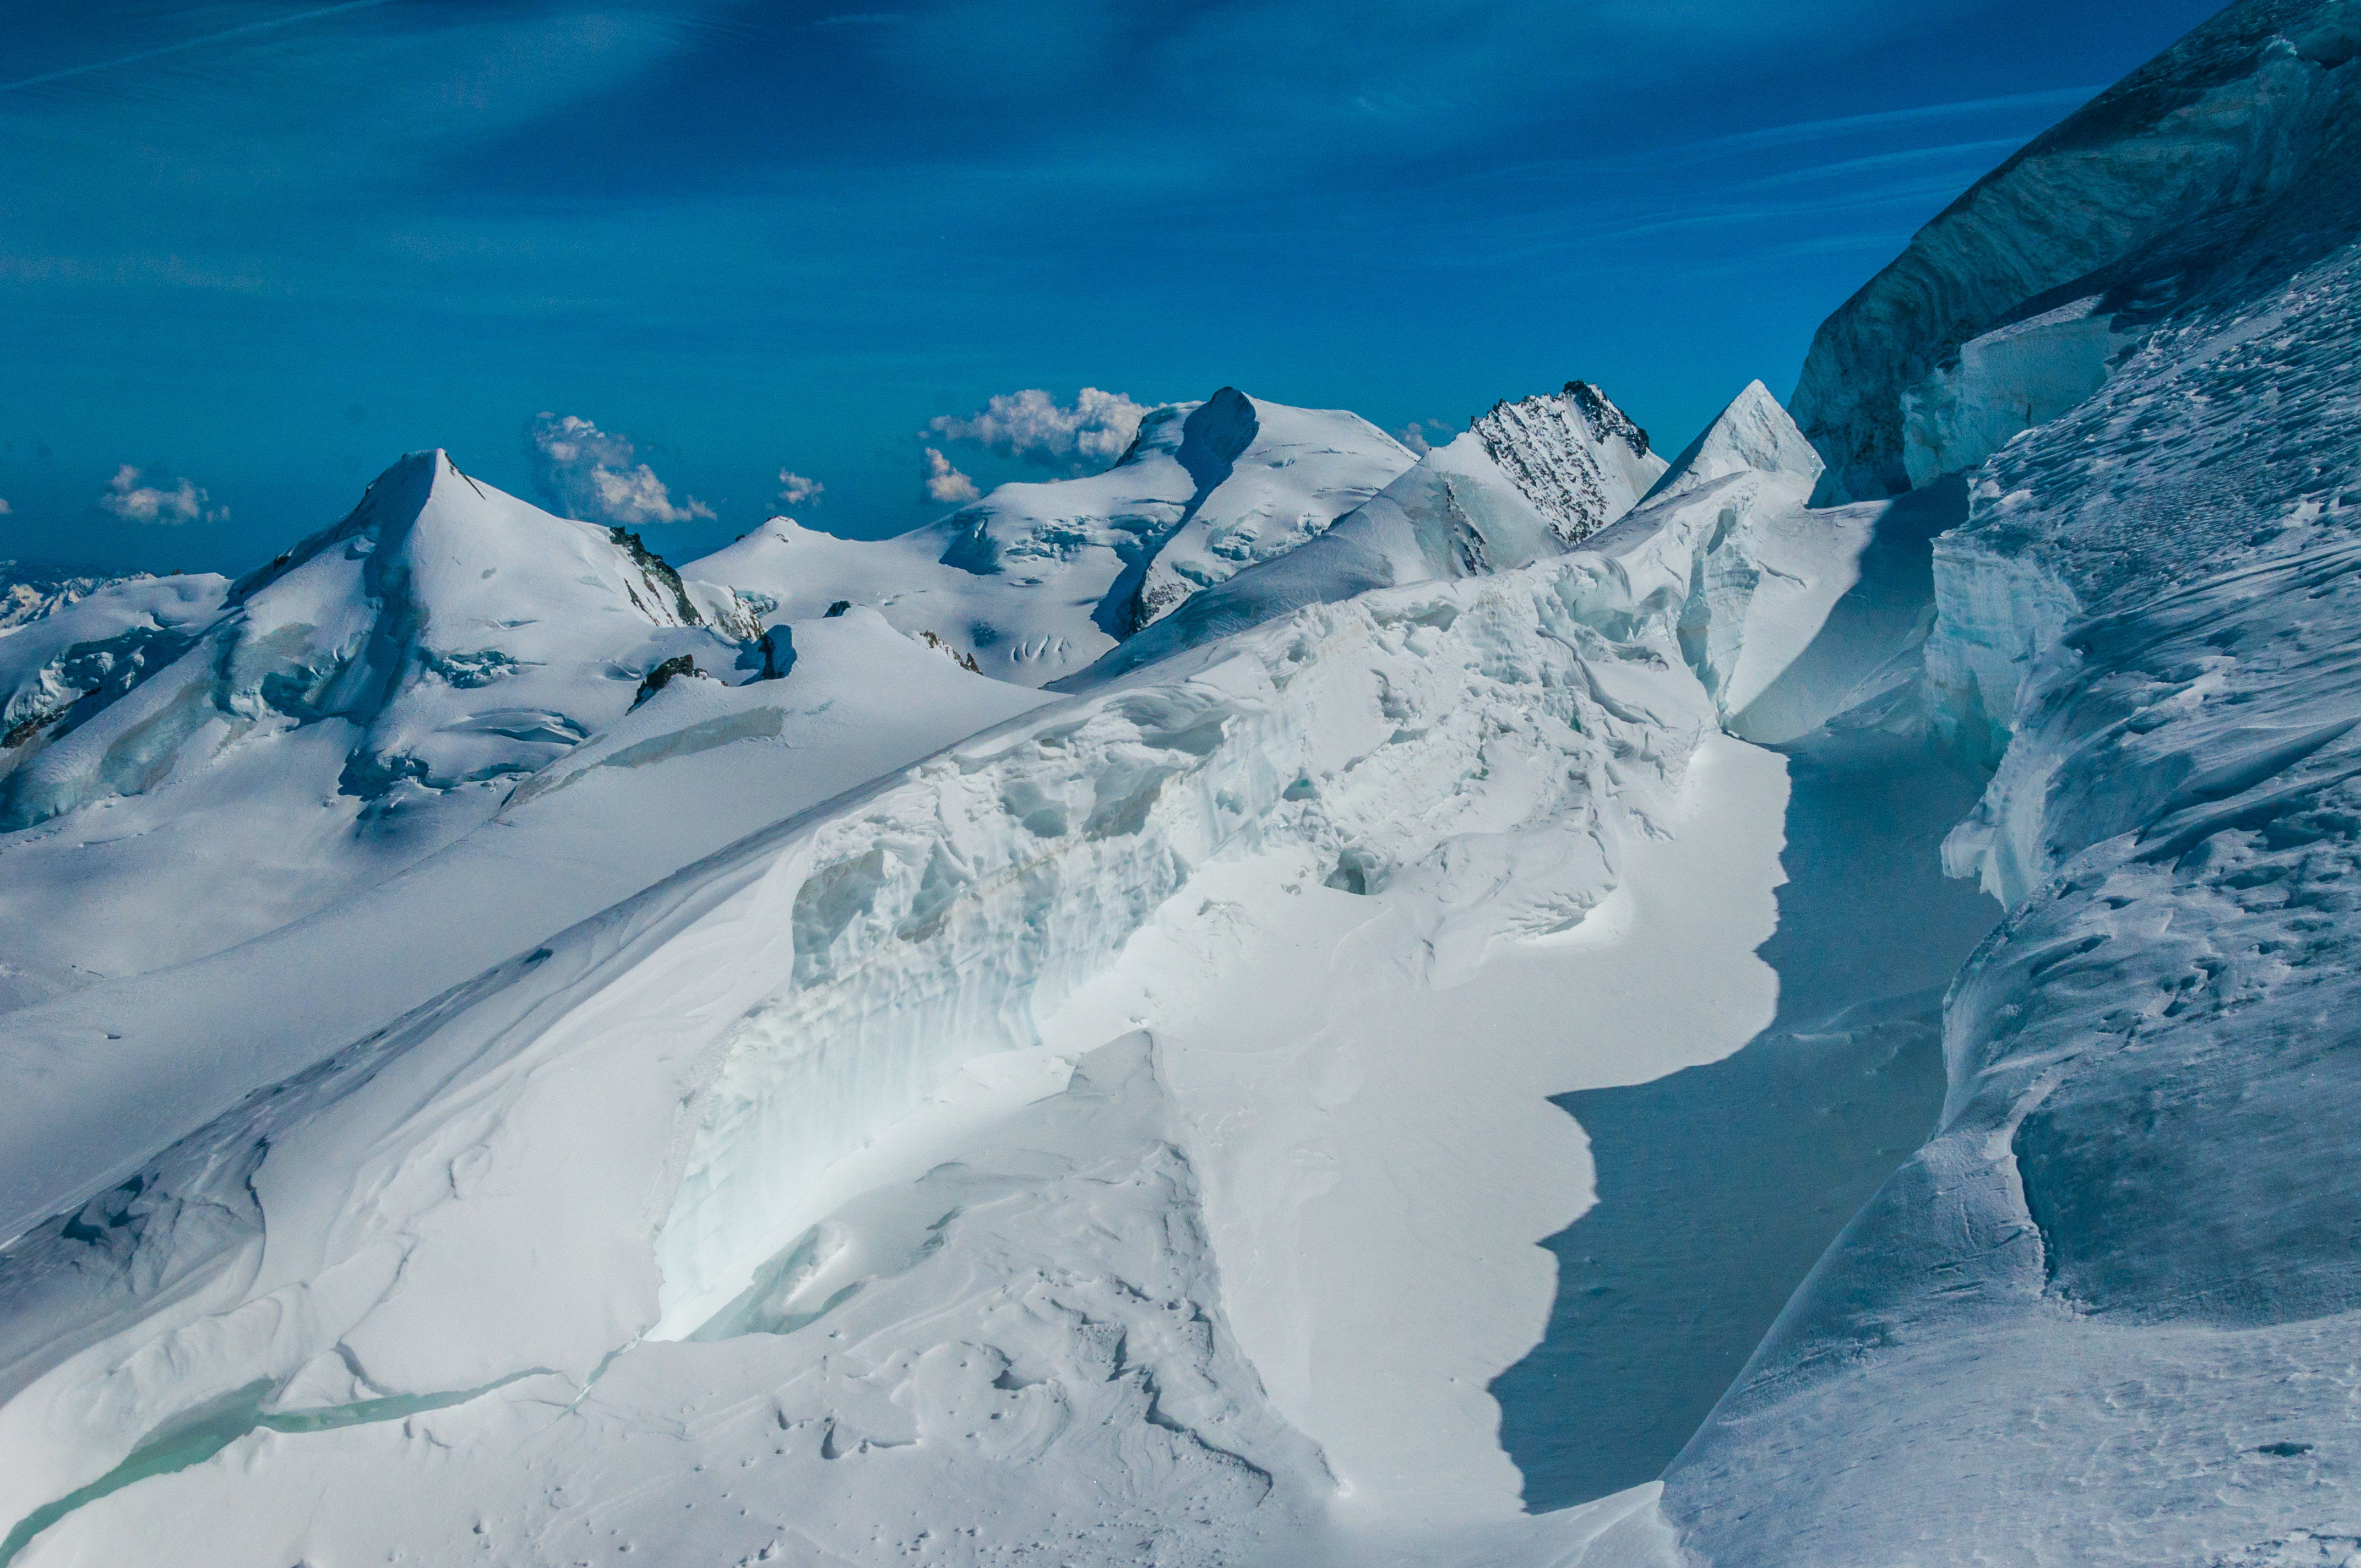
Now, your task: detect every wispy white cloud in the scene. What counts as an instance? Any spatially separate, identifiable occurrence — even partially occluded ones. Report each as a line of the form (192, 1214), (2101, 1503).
(0, 498), (11, 515)
(97, 464), (224, 525)
(526, 413), (714, 525)
(0, 0), (398, 96)
(921, 447), (980, 505)
(1729, 137), (2027, 193)
(928, 388), (1147, 473)
(776, 470), (823, 507)
(1681, 85), (2099, 158)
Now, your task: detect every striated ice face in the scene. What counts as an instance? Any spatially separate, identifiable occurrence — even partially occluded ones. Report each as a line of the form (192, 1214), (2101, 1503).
(1791, 1), (2361, 504)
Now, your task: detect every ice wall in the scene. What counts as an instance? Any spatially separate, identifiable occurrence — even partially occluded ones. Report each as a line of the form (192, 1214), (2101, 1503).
(1664, 26), (2361, 1555)
(1899, 296), (2136, 488)
(1793, 0), (2361, 503)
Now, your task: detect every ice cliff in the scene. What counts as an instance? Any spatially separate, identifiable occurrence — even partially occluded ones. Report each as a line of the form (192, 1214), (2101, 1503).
(1661, 3), (2361, 1562)
(1793, 0), (2361, 506)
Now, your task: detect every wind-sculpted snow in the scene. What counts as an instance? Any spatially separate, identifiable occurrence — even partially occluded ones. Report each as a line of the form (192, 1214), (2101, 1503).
(1923, 123), (2361, 764)
(4, 1038), (1339, 1568)
(687, 390), (1414, 687)
(1660, 13), (2361, 1558)
(0, 401), (1860, 1560)
(1664, 528), (2361, 1566)
(1794, 0), (2361, 503)
(18, 3), (2361, 1559)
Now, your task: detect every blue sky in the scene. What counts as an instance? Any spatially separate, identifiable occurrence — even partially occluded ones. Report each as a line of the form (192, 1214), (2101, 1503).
(0, 0), (2224, 571)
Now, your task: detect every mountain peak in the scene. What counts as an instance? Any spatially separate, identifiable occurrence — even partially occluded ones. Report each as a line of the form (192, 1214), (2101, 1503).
(1469, 379), (1669, 545)
(1647, 381), (1824, 502)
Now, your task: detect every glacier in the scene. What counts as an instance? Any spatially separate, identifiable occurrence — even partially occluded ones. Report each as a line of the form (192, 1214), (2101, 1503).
(0, 378), (1875, 1566)
(9, 1), (2361, 1560)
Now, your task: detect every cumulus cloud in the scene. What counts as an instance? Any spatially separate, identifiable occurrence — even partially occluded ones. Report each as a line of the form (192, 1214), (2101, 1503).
(97, 464), (225, 525)
(1394, 418), (1455, 456)
(776, 470), (824, 507)
(927, 387), (1148, 473)
(525, 412), (714, 526)
(921, 447), (980, 505)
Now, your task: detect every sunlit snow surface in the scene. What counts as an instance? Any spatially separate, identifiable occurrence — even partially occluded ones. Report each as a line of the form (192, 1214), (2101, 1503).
(0, 379), (1859, 1566)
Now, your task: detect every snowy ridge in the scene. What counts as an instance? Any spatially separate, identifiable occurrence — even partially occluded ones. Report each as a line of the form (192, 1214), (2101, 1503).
(0, 396), (1852, 1564)
(1067, 380), (1669, 688)
(20, 0), (2361, 1545)
(685, 390), (1415, 687)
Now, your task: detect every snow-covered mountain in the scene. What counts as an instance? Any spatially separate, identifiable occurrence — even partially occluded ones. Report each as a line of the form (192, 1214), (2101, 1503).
(1073, 379), (1666, 687)
(0, 452), (766, 1005)
(7, 2), (2361, 1562)
(686, 389), (1416, 687)
(0, 377), (1872, 1568)
(0, 564), (177, 636)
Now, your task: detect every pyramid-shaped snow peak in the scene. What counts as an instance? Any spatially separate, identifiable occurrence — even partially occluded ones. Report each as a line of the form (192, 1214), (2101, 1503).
(0, 451), (755, 831)
(1647, 380), (1826, 503)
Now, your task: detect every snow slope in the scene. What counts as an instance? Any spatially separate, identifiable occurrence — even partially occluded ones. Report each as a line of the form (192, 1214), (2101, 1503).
(683, 389), (1415, 687)
(21, 1), (2361, 1547)
(0, 381), (1860, 1568)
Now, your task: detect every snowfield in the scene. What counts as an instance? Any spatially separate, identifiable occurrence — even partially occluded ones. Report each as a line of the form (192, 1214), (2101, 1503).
(8, 2), (2361, 1561)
